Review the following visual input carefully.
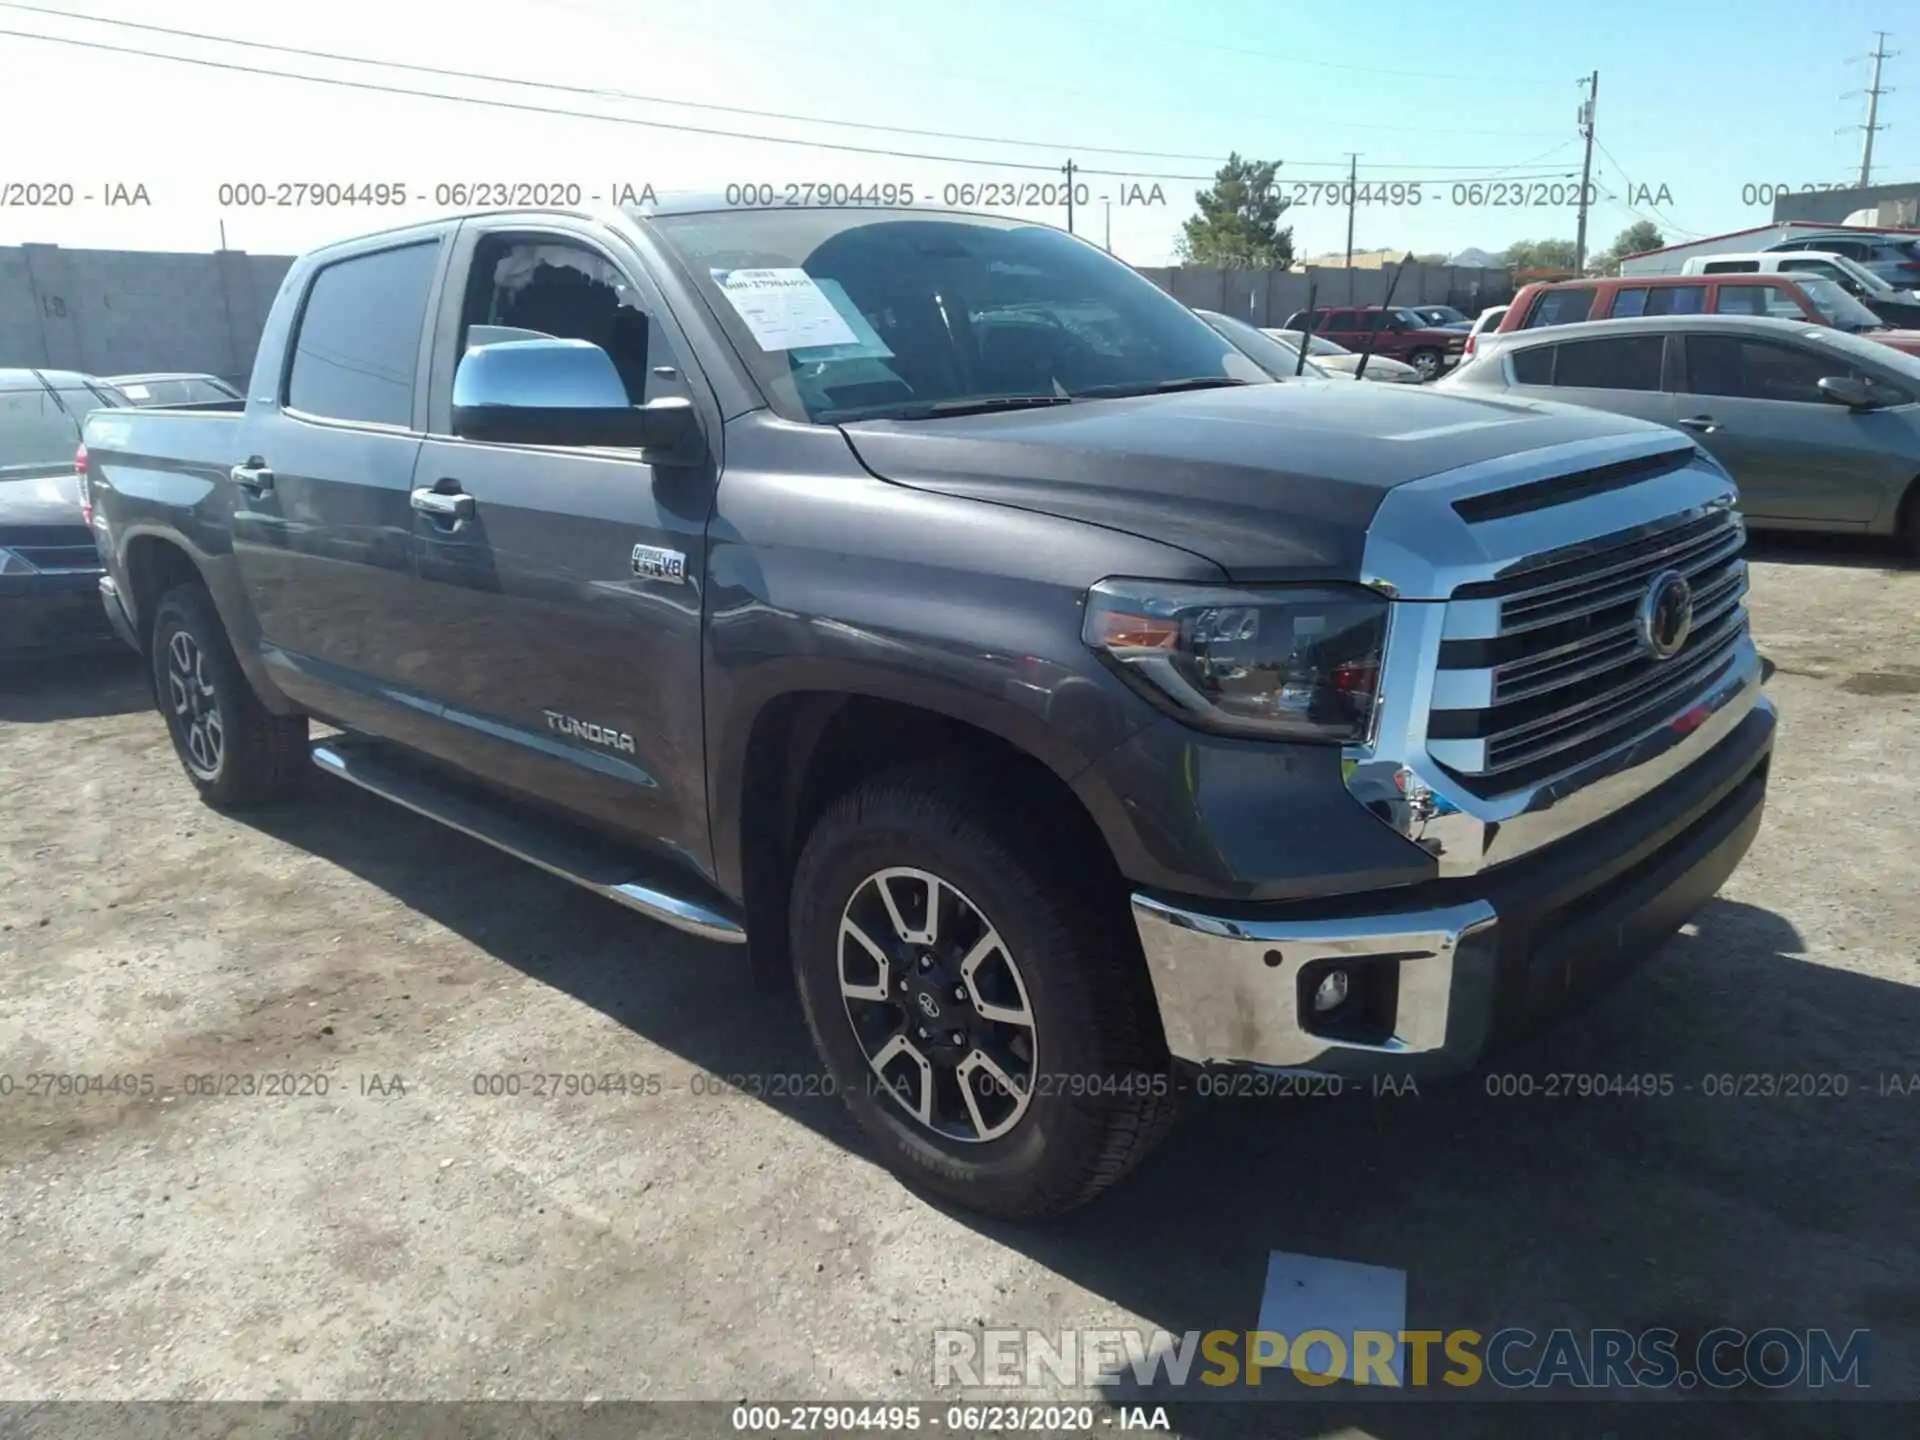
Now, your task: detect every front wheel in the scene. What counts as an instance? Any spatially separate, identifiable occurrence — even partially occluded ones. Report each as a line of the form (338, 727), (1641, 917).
(1409, 347), (1444, 381)
(789, 764), (1177, 1219)
(150, 583), (308, 808)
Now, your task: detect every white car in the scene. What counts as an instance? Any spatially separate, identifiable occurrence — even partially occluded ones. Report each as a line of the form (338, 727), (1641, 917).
(1459, 305), (1509, 362)
(1261, 329), (1424, 383)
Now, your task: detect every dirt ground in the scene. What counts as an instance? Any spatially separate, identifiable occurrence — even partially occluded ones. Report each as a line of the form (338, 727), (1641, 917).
(1, 534), (1916, 1438)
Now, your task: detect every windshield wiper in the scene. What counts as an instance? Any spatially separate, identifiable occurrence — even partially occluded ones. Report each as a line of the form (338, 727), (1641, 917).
(1071, 376), (1255, 399)
(906, 394), (1076, 418)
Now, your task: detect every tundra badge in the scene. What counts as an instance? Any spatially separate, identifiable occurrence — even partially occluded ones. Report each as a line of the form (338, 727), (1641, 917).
(543, 710), (637, 754)
(632, 545), (687, 583)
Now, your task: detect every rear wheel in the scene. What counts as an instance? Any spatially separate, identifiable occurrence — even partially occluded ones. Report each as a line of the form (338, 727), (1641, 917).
(1409, 347), (1444, 381)
(1900, 479), (1920, 559)
(790, 763), (1178, 1219)
(150, 584), (308, 808)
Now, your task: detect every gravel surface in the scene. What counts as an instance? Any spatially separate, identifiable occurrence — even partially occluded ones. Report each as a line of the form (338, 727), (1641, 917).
(1, 534), (1915, 1438)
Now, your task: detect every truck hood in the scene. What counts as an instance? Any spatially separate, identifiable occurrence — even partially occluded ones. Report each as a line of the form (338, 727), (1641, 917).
(1866, 329), (1920, 357)
(0, 472), (85, 530)
(837, 380), (1679, 580)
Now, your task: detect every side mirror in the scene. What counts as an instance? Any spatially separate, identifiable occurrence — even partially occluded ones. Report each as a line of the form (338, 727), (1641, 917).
(1816, 374), (1882, 410)
(451, 339), (699, 459)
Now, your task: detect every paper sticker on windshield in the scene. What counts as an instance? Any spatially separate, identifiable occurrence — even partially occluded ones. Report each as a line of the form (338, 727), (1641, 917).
(792, 277), (893, 361)
(710, 268), (859, 352)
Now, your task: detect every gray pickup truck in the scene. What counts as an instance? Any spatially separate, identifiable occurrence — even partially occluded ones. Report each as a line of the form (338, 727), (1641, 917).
(84, 199), (1775, 1218)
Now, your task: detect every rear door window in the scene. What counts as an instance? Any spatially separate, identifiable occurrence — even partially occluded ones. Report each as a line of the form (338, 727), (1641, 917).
(1643, 285), (1707, 316)
(287, 241), (440, 427)
(1523, 287), (1595, 327)
(1612, 288), (1650, 318)
(1549, 335), (1665, 391)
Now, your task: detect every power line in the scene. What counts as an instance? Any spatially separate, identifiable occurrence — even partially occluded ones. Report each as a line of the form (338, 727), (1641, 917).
(0, 4), (1582, 171)
(1592, 138), (1700, 240)
(0, 25), (1584, 186)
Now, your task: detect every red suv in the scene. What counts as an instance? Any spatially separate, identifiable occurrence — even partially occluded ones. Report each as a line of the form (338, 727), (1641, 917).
(1281, 305), (1467, 380)
(1494, 274), (1920, 358)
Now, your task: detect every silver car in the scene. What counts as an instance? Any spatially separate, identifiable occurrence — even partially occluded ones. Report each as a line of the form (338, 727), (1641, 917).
(1443, 314), (1920, 552)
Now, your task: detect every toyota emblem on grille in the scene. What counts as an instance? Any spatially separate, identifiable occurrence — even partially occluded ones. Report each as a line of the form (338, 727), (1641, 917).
(1636, 569), (1694, 660)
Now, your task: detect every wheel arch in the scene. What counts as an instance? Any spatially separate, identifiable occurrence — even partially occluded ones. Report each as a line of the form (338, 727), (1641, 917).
(726, 688), (1127, 990)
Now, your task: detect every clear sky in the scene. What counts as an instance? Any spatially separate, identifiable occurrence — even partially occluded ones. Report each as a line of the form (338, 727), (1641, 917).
(0, 0), (1911, 264)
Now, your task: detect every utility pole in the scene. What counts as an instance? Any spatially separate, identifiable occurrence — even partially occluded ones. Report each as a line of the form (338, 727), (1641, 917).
(1104, 199), (1112, 252)
(1848, 32), (1897, 188)
(1342, 153), (1359, 303)
(1573, 71), (1599, 274)
(1062, 158), (1077, 235)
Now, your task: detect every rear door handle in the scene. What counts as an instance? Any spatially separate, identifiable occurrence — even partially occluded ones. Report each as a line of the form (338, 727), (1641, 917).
(411, 486), (475, 520)
(1677, 415), (1719, 433)
(230, 459), (273, 493)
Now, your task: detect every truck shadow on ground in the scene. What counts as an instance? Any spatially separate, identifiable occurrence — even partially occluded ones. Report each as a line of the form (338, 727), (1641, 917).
(1744, 529), (1914, 574)
(236, 777), (1918, 1440)
(0, 649), (148, 721)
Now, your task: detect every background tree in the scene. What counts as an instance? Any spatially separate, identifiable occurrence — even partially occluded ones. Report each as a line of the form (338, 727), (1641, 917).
(1501, 238), (1580, 271)
(1593, 221), (1666, 275)
(1176, 154), (1294, 269)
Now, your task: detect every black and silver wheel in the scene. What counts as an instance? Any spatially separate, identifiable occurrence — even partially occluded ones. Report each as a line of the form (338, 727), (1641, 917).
(1409, 347), (1443, 381)
(839, 866), (1039, 1143)
(163, 627), (224, 781)
(791, 762), (1178, 1219)
(149, 583), (309, 809)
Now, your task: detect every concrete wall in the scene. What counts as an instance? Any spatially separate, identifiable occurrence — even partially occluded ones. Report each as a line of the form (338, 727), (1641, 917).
(0, 245), (1515, 384)
(1772, 182), (1920, 230)
(0, 244), (295, 384)
(1133, 262), (1514, 325)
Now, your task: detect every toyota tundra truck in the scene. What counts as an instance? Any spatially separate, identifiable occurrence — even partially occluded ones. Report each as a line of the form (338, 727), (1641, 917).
(83, 199), (1775, 1218)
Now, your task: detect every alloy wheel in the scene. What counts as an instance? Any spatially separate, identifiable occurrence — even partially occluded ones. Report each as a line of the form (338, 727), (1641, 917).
(837, 866), (1038, 1143)
(165, 628), (223, 780)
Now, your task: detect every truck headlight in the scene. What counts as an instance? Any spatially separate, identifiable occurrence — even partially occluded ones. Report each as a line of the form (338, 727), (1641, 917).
(0, 547), (42, 576)
(1084, 579), (1387, 743)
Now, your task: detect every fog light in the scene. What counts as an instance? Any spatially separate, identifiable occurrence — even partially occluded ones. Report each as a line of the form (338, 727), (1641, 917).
(1312, 969), (1350, 1013)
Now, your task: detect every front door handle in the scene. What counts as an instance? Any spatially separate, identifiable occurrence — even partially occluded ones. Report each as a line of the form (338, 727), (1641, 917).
(230, 459), (273, 493)
(411, 486), (475, 520)
(1677, 415), (1719, 434)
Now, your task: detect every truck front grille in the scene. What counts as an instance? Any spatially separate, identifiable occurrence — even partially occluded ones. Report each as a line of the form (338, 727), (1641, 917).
(1425, 506), (1748, 793)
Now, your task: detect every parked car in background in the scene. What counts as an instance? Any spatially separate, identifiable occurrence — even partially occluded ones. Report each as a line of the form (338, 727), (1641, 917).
(106, 372), (244, 407)
(1462, 304), (1509, 360)
(0, 369), (131, 652)
(1443, 314), (1920, 551)
(1407, 304), (1473, 330)
(1498, 274), (1920, 358)
(1679, 252), (1920, 327)
(1279, 305), (1467, 380)
(1263, 328), (1423, 383)
(1192, 310), (1336, 380)
(1765, 232), (1920, 288)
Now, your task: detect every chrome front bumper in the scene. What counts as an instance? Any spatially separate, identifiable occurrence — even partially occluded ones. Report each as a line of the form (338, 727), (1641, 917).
(1131, 894), (1494, 1069)
(1133, 695), (1775, 1074)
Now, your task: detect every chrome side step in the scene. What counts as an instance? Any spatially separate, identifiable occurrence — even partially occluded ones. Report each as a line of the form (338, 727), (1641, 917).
(310, 739), (747, 945)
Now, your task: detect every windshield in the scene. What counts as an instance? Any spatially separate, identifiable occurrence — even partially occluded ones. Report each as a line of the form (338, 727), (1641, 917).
(1794, 275), (1889, 332)
(648, 209), (1269, 422)
(1196, 311), (1331, 379)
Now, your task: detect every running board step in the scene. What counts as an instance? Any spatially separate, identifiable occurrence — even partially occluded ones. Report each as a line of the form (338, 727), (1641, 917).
(310, 738), (747, 945)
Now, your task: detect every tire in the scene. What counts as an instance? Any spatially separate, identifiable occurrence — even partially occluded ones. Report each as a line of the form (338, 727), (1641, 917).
(1408, 348), (1443, 382)
(149, 583), (308, 808)
(1901, 480), (1920, 560)
(790, 762), (1177, 1219)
